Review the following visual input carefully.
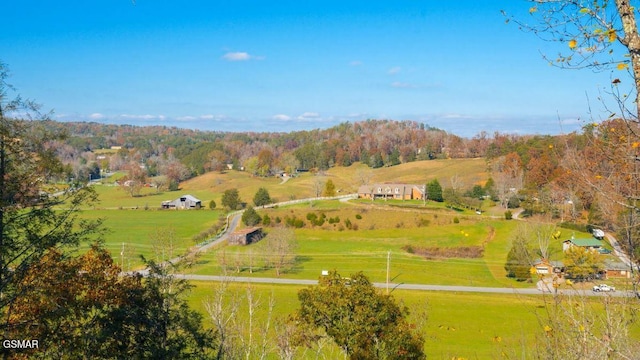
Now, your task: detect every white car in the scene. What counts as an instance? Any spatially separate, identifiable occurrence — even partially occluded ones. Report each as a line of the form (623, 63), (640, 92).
(592, 284), (615, 292)
(592, 229), (605, 239)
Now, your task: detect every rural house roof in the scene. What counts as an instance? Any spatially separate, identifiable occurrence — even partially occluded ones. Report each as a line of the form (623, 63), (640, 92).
(604, 259), (629, 271)
(161, 194), (202, 209)
(232, 227), (262, 236)
(179, 194), (201, 202)
(533, 259), (564, 268)
(563, 238), (602, 247)
(357, 183), (424, 195)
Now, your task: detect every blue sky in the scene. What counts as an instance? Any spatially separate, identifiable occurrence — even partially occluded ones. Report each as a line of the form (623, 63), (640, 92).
(0, 1), (621, 137)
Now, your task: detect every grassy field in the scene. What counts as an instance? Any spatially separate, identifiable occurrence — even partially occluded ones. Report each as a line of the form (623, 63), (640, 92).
(185, 281), (589, 359)
(187, 201), (589, 288)
(78, 207), (222, 269)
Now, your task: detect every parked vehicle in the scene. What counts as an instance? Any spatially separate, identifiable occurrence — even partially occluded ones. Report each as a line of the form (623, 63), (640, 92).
(592, 229), (605, 240)
(592, 284), (615, 292)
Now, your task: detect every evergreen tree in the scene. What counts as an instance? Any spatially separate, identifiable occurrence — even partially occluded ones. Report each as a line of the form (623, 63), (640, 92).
(388, 148), (401, 166)
(242, 206), (262, 226)
(371, 153), (384, 168)
(253, 187), (272, 207)
(221, 188), (242, 210)
(426, 179), (443, 202)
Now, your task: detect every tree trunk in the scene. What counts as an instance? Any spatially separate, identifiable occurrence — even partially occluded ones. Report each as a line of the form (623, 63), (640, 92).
(616, 0), (640, 120)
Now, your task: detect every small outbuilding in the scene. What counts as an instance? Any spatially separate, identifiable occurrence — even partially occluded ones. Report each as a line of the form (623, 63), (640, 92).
(228, 227), (263, 246)
(533, 259), (564, 275)
(161, 195), (202, 209)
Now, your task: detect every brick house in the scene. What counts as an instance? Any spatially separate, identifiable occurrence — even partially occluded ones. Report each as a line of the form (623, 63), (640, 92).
(357, 183), (425, 200)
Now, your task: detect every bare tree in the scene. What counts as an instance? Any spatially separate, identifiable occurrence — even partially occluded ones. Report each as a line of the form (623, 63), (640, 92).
(123, 160), (146, 197)
(354, 167), (373, 186)
(263, 227), (298, 277)
(491, 153), (524, 208)
(205, 281), (276, 360)
(312, 177), (325, 198)
(532, 293), (638, 359)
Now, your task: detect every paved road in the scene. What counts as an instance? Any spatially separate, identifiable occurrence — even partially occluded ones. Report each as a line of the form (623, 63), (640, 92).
(197, 213), (242, 253)
(174, 274), (634, 297)
(605, 232), (639, 271)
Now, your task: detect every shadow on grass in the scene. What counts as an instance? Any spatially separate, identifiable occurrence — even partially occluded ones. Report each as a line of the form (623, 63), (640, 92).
(285, 255), (312, 274)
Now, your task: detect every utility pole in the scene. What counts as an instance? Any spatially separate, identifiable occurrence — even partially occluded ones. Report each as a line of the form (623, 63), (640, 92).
(120, 242), (125, 270)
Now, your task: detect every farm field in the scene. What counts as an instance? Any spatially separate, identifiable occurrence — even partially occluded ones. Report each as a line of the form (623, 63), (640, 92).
(187, 200), (582, 287)
(186, 281), (640, 359)
(81, 159), (588, 286)
(77, 208), (222, 269)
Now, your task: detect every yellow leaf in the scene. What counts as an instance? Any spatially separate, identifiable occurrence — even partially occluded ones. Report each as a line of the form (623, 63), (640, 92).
(580, 8), (590, 14)
(548, 144), (553, 149)
(617, 63), (629, 70)
(544, 325), (553, 332)
(529, 6), (537, 13)
(569, 39), (577, 49)
(633, 142), (640, 148)
(608, 29), (617, 42)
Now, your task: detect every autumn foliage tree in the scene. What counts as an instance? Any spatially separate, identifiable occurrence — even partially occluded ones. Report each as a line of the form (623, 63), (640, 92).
(5, 246), (216, 359)
(0, 63), (103, 333)
(294, 271), (425, 359)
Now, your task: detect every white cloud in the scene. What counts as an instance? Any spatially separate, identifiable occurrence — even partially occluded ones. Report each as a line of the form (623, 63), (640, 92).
(222, 52), (264, 61)
(388, 66), (402, 75)
(272, 114), (291, 121)
(349, 60), (363, 66)
(89, 113), (105, 119)
(297, 112), (320, 120)
(441, 113), (473, 120)
(176, 116), (197, 121)
(120, 114), (166, 121)
(176, 114), (227, 122)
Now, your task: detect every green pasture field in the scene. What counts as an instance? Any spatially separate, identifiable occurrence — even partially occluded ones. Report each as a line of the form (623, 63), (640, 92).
(81, 180), (590, 286)
(78, 208), (222, 269)
(188, 202), (586, 287)
(85, 184), (218, 209)
(185, 281), (590, 359)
